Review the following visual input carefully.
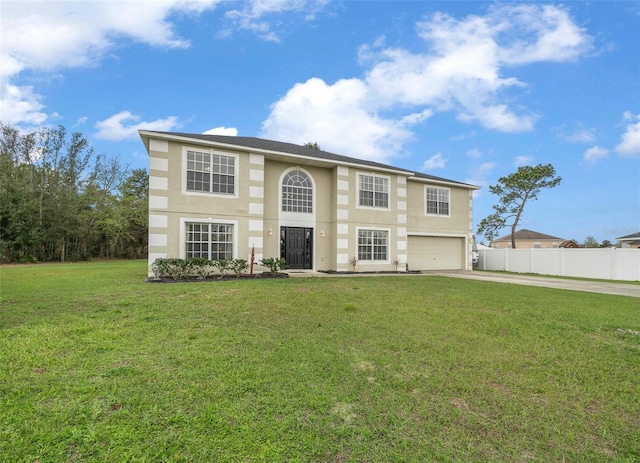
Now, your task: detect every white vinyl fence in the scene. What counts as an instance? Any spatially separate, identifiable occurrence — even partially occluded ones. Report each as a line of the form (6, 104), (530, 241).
(478, 248), (640, 281)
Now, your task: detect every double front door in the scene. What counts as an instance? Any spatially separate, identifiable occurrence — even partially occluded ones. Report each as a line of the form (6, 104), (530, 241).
(281, 227), (313, 270)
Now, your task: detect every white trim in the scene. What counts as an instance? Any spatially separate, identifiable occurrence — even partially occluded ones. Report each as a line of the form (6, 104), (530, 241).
(356, 171), (391, 211)
(355, 226), (391, 265)
(425, 185), (451, 218)
(248, 237), (263, 249)
(337, 194), (349, 206)
(149, 214), (168, 228)
(139, 131), (479, 190)
(337, 223), (349, 235)
(250, 153), (264, 165)
(149, 233), (167, 247)
(397, 200), (406, 211)
(149, 139), (168, 153)
(337, 166), (349, 177)
(337, 209), (349, 220)
(149, 195), (168, 210)
(149, 176), (168, 190)
(149, 157), (168, 171)
(408, 175), (479, 190)
(249, 186), (264, 199)
(250, 169), (264, 182)
(278, 166), (316, 229)
(407, 231), (468, 238)
(179, 217), (239, 260)
(249, 203), (264, 215)
(181, 145), (239, 199)
(148, 252), (167, 264)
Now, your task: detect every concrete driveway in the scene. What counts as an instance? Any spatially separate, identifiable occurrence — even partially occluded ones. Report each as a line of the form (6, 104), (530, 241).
(429, 270), (640, 298)
(289, 270), (639, 298)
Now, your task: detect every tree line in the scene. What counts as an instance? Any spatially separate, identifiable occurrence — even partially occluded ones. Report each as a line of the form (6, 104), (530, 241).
(0, 123), (148, 262)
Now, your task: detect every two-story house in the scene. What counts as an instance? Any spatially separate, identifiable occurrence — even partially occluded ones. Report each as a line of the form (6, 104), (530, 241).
(139, 131), (479, 277)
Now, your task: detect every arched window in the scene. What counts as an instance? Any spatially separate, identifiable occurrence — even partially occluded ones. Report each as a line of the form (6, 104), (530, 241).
(282, 170), (312, 213)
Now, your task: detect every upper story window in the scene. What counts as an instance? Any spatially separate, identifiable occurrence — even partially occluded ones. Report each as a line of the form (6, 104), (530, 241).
(282, 170), (312, 213)
(186, 150), (235, 194)
(359, 174), (389, 208)
(426, 187), (449, 216)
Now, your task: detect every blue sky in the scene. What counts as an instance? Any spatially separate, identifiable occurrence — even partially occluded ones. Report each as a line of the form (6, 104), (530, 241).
(2, 1), (639, 244)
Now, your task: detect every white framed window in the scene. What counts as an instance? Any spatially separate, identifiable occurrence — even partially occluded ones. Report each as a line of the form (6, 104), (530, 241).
(358, 173), (389, 209)
(185, 148), (236, 195)
(185, 222), (234, 260)
(426, 186), (450, 216)
(357, 229), (389, 262)
(282, 169), (313, 213)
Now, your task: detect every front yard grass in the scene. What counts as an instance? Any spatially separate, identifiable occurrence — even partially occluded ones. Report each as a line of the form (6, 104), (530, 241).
(1, 260), (639, 462)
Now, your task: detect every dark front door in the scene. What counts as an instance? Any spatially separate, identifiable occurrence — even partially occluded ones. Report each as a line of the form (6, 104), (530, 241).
(281, 227), (313, 269)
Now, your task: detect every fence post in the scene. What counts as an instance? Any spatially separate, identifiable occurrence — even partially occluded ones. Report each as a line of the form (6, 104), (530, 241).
(611, 248), (617, 280)
(530, 248), (535, 274)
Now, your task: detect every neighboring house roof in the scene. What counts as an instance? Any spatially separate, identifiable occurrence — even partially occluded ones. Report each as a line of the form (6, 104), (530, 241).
(493, 229), (564, 242)
(617, 232), (640, 240)
(559, 239), (580, 248)
(140, 130), (479, 190)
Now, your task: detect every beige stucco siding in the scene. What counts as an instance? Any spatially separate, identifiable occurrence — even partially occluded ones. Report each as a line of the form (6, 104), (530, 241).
(405, 180), (470, 234)
(142, 131), (477, 276)
(262, 160), (334, 271)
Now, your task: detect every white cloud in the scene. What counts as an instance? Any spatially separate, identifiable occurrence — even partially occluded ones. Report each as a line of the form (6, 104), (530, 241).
(261, 78), (414, 163)
(563, 129), (596, 143)
(494, 4), (592, 64)
(203, 126), (239, 136)
(2, 0), (327, 127)
(263, 4), (592, 163)
(466, 148), (482, 159)
(583, 146), (610, 164)
(222, 0), (330, 42)
(514, 155), (534, 166)
(95, 111), (179, 140)
(466, 162), (496, 198)
(422, 153), (447, 170)
(615, 112), (640, 158)
(0, 83), (51, 126)
(0, 1), (221, 127)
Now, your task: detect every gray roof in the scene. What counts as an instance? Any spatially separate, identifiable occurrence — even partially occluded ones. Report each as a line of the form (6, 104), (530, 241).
(145, 131), (476, 188)
(494, 229), (564, 242)
(617, 231), (640, 240)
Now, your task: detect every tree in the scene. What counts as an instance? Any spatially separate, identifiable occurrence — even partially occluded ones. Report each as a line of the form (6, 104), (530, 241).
(303, 141), (320, 150)
(0, 122), (145, 262)
(477, 164), (562, 249)
(600, 240), (613, 248)
(583, 236), (599, 248)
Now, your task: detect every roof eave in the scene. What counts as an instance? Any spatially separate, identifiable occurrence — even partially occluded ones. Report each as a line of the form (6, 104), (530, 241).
(139, 130), (479, 188)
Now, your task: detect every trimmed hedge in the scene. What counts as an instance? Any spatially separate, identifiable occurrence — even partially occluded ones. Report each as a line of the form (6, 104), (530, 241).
(151, 257), (285, 280)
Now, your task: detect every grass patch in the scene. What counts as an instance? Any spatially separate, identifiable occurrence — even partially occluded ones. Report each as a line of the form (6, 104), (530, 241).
(1, 261), (639, 462)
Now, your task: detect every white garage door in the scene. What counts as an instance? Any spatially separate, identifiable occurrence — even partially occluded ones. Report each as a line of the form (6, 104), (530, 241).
(407, 236), (464, 270)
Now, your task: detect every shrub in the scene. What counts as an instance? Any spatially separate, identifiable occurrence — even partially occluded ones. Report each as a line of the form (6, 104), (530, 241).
(152, 258), (189, 280)
(228, 259), (249, 277)
(260, 257), (287, 273)
(212, 259), (231, 276)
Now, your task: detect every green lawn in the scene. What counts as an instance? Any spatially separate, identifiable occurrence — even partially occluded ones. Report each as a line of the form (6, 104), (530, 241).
(1, 261), (639, 462)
